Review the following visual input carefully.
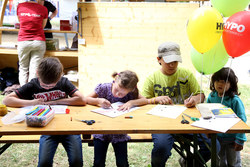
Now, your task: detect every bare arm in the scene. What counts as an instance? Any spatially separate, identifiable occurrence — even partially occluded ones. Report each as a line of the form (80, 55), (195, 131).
(3, 92), (45, 107)
(118, 94), (148, 111)
(45, 90), (86, 106)
(146, 96), (173, 105)
(86, 92), (112, 108)
(3, 90), (86, 107)
(184, 93), (205, 108)
(49, 9), (58, 20)
(42, 18), (47, 28)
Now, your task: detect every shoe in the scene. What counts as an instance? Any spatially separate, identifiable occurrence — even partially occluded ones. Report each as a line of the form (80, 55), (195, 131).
(178, 157), (186, 167)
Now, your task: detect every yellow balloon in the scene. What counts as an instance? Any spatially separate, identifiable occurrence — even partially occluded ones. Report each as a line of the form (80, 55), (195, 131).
(187, 7), (223, 53)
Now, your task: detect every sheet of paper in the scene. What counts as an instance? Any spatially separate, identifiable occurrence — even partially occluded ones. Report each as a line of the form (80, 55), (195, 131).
(191, 117), (240, 133)
(91, 102), (139, 118)
(50, 105), (68, 114)
(147, 105), (187, 119)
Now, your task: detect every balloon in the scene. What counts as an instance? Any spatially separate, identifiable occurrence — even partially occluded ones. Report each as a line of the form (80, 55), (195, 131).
(211, 0), (250, 17)
(9, 0), (13, 13)
(187, 7), (223, 53)
(191, 39), (229, 75)
(222, 11), (250, 58)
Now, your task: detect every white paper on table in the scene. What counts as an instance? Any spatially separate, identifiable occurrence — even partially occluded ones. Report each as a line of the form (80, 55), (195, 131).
(146, 105), (187, 119)
(191, 117), (240, 133)
(50, 105), (68, 114)
(91, 102), (139, 118)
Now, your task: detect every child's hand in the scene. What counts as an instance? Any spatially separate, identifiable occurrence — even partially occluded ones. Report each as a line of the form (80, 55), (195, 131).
(234, 142), (243, 151)
(155, 96), (173, 105)
(32, 98), (45, 105)
(184, 97), (196, 108)
(118, 102), (133, 111)
(98, 98), (112, 109)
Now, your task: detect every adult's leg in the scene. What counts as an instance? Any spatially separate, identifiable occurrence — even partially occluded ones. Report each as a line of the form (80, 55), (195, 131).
(112, 141), (129, 167)
(17, 41), (31, 86)
(151, 134), (174, 167)
(61, 135), (83, 167)
(93, 138), (109, 167)
(38, 135), (59, 167)
(29, 40), (46, 82)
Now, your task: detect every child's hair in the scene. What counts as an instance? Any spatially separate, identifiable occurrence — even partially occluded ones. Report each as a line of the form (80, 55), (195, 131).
(210, 67), (240, 97)
(112, 70), (139, 99)
(37, 57), (63, 84)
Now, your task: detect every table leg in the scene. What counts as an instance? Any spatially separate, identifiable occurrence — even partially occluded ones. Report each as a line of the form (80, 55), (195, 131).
(0, 143), (12, 156)
(64, 33), (69, 48)
(211, 134), (217, 167)
(193, 134), (199, 167)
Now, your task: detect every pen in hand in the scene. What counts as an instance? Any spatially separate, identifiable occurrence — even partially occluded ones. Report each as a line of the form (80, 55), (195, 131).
(187, 93), (193, 102)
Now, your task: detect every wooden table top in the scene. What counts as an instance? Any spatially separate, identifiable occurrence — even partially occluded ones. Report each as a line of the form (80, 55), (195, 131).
(1, 105), (250, 136)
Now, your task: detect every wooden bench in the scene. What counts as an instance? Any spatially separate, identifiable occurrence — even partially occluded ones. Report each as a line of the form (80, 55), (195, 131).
(0, 134), (153, 156)
(0, 134), (152, 144)
(0, 134), (208, 166)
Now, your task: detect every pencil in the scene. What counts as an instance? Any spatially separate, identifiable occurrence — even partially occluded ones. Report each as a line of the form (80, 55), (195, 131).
(187, 93), (193, 102)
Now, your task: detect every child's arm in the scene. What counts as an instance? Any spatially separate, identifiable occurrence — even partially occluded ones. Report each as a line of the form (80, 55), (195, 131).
(86, 92), (112, 108)
(184, 93), (205, 108)
(45, 90), (86, 106)
(118, 94), (148, 111)
(2, 92), (45, 107)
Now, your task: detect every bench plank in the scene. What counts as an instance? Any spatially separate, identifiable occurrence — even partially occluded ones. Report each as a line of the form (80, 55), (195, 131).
(0, 134), (152, 144)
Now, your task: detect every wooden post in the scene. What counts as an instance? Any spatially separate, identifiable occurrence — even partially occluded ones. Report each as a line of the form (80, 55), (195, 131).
(0, 0), (9, 44)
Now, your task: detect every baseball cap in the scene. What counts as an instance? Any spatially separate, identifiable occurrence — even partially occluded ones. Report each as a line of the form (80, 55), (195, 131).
(158, 42), (182, 63)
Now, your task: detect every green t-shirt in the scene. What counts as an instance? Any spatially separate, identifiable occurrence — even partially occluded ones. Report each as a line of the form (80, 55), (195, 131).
(142, 67), (202, 104)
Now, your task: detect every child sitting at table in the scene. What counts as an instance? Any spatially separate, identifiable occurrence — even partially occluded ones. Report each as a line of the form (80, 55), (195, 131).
(86, 70), (148, 167)
(3, 57), (86, 167)
(207, 67), (247, 167)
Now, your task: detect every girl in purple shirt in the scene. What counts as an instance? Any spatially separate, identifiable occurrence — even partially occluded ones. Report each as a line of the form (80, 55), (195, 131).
(87, 70), (147, 167)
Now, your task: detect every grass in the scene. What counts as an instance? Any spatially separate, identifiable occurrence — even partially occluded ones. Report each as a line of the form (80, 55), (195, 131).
(1, 84), (250, 167)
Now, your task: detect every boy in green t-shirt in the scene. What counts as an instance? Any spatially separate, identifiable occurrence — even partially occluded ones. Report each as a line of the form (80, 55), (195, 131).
(142, 42), (204, 107)
(142, 42), (219, 167)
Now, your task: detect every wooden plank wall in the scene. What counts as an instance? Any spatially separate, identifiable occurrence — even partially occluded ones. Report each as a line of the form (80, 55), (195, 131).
(78, 2), (199, 95)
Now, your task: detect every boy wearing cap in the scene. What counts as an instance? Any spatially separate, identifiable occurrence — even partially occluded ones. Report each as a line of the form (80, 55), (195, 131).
(142, 42), (219, 167)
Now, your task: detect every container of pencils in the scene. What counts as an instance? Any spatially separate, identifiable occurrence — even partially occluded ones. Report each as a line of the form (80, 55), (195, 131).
(25, 106), (55, 127)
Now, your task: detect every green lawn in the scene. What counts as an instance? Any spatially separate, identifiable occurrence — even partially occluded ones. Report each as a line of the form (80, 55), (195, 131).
(1, 84), (250, 167)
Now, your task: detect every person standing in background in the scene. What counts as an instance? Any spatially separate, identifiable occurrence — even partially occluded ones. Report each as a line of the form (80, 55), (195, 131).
(41, 0), (58, 38)
(17, 0), (48, 86)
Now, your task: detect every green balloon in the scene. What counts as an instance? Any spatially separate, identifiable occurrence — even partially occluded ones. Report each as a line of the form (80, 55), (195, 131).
(191, 39), (229, 75)
(211, 0), (250, 17)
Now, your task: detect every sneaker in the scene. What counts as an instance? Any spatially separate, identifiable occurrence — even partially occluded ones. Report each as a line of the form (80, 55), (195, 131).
(178, 157), (187, 167)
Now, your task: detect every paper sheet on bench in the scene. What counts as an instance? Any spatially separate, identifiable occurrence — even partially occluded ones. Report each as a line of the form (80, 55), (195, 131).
(147, 105), (187, 119)
(191, 117), (240, 133)
(91, 102), (139, 118)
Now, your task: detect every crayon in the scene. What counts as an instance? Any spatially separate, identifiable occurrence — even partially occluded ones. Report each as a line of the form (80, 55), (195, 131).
(39, 108), (50, 116)
(33, 108), (45, 116)
(26, 106), (39, 115)
(39, 108), (49, 116)
(125, 116), (133, 119)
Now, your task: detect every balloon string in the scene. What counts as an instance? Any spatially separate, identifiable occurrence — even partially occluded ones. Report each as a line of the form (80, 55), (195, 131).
(220, 58), (233, 104)
(210, 40), (220, 76)
(200, 53), (204, 103)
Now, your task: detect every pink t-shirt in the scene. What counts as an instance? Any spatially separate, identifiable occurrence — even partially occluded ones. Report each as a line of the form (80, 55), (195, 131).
(17, 2), (48, 41)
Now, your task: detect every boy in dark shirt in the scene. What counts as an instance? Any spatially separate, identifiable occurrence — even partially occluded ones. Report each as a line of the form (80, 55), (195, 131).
(3, 57), (86, 167)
